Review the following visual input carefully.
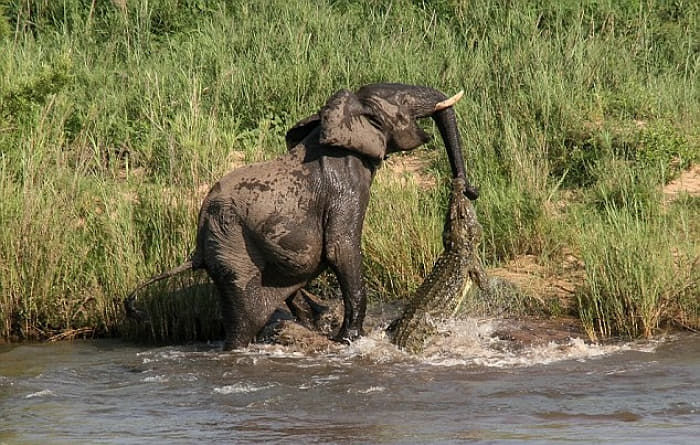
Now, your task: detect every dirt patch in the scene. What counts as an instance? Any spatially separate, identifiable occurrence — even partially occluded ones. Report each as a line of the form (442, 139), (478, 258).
(489, 317), (584, 349)
(663, 164), (700, 202)
(111, 0), (127, 11)
(488, 252), (583, 313)
(383, 154), (436, 189)
(227, 150), (247, 171)
(263, 320), (341, 353)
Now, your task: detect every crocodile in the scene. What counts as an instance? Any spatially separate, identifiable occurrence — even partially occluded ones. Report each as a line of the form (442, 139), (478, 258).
(390, 178), (488, 354)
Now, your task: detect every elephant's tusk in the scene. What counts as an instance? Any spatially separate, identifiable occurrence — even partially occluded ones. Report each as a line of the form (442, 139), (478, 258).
(434, 90), (464, 111)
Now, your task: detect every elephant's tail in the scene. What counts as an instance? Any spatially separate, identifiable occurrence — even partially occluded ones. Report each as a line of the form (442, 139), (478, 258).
(124, 260), (194, 320)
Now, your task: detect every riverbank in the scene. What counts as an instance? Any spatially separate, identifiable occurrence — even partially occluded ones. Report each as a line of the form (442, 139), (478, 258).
(1, 1), (698, 344)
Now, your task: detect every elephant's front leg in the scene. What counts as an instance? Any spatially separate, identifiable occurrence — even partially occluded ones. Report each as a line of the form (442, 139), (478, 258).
(326, 234), (367, 342)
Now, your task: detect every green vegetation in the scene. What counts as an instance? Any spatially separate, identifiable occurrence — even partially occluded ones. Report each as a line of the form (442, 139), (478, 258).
(1, 0), (697, 343)
(576, 168), (698, 340)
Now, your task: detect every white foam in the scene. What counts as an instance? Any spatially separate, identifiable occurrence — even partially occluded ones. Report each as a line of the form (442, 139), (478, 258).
(138, 349), (188, 365)
(242, 344), (309, 359)
(350, 386), (386, 394)
(213, 383), (275, 395)
(342, 331), (405, 363)
(135, 318), (660, 370)
(142, 374), (169, 383)
(331, 318), (659, 368)
(425, 337), (627, 368)
(180, 373), (199, 382)
(25, 389), (55, 399)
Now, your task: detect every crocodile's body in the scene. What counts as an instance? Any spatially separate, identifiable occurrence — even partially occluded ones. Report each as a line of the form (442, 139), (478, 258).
(391, 179), (487, 354)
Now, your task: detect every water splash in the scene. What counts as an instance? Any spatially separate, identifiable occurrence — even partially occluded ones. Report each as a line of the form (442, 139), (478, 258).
(332, 318), (659, 368)
(350, 386), (386, 394)
(142, 375), (169, 383)
(213, 383), (275, 394)
(25, 389), (56, 399)
(134, 318), (661, 370)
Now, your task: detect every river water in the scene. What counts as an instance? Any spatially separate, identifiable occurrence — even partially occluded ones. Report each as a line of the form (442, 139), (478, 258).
(1, 319), (699, 444)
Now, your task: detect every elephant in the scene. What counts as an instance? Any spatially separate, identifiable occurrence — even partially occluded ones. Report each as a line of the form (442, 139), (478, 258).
(125, 83), (479, 350)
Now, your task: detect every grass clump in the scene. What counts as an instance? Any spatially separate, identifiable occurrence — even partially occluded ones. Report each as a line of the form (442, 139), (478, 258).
(0, 0), (698, 343)
(576, 200), (698, 340)
(573, 159), (698, 340)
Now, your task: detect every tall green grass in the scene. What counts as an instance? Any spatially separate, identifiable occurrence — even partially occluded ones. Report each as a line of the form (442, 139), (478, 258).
(575, 165), (698, 340)
(1, 0), (697, 342)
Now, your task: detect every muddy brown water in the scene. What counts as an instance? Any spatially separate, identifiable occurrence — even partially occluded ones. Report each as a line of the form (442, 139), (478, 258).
(1, 319), (698, 444)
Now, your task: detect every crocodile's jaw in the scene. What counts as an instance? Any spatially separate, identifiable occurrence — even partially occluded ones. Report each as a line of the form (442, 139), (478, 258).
(451, 278), (473, 318)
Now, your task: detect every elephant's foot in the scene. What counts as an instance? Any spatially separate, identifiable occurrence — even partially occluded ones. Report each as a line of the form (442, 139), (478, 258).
(222, 330), (263, 351)
(221, 312), (271, 351)
(285, 289), (329, 330)
(332, 327), (364, 344)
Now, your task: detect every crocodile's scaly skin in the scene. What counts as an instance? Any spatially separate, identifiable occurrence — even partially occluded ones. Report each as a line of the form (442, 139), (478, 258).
(391, 179), (487, 354)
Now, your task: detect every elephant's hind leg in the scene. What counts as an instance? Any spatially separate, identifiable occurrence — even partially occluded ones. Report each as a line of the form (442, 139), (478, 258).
(212, 273), (272, 350)
(202, 209), (276, 349)
(213, 269), (304, 350)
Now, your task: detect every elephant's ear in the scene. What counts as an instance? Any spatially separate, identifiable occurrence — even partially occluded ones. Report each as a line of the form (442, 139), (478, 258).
(319, 89), (387, 160)
(285, 113), (320, 150)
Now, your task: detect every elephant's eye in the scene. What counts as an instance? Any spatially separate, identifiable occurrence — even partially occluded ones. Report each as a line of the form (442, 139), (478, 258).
(365, 114), (383, 131)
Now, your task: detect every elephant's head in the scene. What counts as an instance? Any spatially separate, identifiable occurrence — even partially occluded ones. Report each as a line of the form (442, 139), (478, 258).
(286, 83), (479, 200)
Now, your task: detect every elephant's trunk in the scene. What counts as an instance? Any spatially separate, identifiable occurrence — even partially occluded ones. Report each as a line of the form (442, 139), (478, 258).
(399, 86), (478, 199)
(410, 87), (478, 200)
(431, 106), (479, 200)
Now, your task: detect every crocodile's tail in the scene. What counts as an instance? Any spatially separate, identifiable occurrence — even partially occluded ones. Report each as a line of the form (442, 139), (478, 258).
(124, 259), (196, 321)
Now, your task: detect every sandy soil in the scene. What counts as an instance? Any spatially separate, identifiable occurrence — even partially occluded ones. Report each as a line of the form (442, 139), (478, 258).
(663, 163), (700, 202)
(382, 153), (437, 188)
